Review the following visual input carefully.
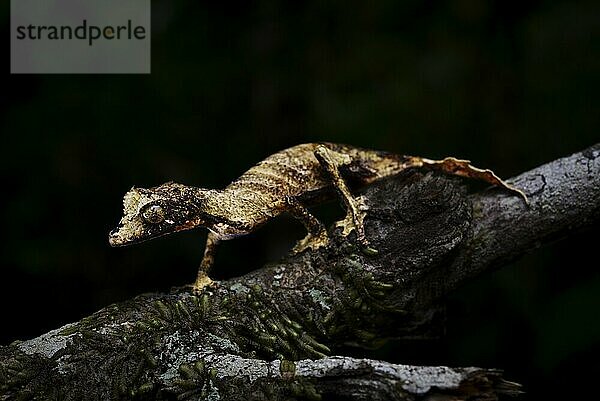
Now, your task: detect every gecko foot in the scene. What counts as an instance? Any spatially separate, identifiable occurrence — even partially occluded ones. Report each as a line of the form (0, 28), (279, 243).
(292, 230), (330, 254)
(333, 195), (378, 254)
(334, 195), (368, 235)
(190, 272), (215, 293)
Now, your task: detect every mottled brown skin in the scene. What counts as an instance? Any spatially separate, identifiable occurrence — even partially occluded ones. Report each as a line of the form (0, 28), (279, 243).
(109, 143), (527, 290)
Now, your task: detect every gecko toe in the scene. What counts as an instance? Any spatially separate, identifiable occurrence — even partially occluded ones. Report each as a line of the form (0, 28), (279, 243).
(292, 231), (330, 254)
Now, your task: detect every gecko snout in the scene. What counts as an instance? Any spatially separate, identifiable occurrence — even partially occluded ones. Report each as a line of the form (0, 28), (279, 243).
(108, 228), (123, 247)
(108, 223), (134, 247)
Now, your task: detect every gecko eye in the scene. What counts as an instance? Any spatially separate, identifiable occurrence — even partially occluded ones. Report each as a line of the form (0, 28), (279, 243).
(142, 204), (165, 224)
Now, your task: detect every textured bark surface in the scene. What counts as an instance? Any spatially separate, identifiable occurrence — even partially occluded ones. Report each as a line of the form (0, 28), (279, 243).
(1, 144), (598, 400)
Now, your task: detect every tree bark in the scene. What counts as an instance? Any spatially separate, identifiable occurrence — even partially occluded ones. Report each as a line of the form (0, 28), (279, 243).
(1, 144), (598, 400)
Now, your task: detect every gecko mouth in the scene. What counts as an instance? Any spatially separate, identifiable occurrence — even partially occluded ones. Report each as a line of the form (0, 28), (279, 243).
(108, 228), (130, 247)
(108, 229), (154, 247)
(108, 223), (185, 247)
(108, 221), (148, 247)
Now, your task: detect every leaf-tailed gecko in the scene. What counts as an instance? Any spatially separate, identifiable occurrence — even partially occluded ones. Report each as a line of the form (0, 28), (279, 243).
(109, 143), (527, 290)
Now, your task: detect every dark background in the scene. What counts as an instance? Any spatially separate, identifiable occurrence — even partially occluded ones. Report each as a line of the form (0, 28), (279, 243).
(1, 0), (598, 399)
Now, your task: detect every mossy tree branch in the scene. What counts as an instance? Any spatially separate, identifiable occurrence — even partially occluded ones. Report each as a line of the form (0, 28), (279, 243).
(1, 144), (598, 400)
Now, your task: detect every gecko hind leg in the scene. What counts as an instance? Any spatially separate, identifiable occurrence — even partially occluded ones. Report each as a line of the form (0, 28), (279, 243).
(285, 196), (329, 254)
(193, 231), (220, 291)
(409, 156), (528, 204)
(313, 145), (377, 254)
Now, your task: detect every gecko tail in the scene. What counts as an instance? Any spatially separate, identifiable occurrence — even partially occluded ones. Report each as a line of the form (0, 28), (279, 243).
(414, 156), (529, 204)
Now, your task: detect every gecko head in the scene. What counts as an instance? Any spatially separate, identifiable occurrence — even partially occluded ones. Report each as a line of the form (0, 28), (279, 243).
(108, 182), (209, 247)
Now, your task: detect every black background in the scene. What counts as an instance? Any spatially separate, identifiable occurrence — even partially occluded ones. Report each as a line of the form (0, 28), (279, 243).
(1, 1), (599, 399)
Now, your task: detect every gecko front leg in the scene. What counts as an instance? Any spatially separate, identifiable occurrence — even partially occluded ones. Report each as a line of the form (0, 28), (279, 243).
(193, 231), (220, 291)
(314, 145), (377, 254)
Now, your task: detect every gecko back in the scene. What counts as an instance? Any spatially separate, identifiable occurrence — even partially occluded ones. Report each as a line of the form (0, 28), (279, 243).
(224, 142), (408, 203)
